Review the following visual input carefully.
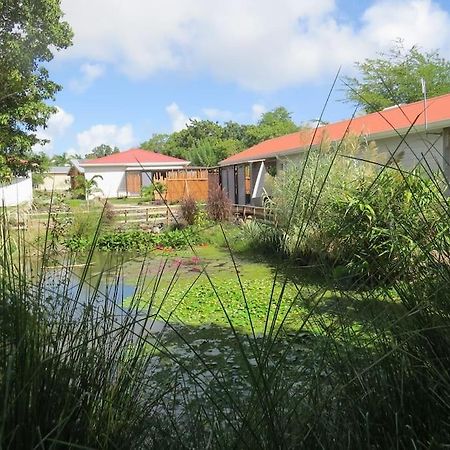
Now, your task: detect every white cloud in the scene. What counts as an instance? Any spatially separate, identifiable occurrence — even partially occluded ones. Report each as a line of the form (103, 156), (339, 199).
(361, 0), (450, 51)
(75, 124), (135, 156)
(69, 63), (105, 93)
(34, 107), (74, 154)
(202, 108), (233, 122)
(166, 102), (197, 132)
(251, 104), (267, 122)
(59, 0), (450, 91)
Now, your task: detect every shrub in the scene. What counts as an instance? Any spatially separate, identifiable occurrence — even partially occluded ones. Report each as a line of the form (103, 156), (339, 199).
(96, 227), (201, 252)
(206, 184), (232, 222)
(263, 137), (448, 284)
(141, 181), (167, 202)
(180, 195), (199, 225)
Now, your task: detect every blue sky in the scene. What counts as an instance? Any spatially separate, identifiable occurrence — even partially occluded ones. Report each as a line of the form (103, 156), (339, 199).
(37, 0), (450, 156)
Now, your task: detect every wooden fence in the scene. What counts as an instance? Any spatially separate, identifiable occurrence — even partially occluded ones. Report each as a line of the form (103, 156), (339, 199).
(153, 169), (210, 202)
(25, 205), (182, 228)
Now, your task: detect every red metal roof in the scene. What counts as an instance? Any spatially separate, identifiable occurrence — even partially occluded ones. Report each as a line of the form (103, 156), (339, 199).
(220, 93), (450, 166)
(82, 148), (189, 165)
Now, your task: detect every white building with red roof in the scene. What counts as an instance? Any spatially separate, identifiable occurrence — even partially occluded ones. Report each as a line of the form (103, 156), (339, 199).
(219, 94), (450, 205)
(79, 148), (190, 198)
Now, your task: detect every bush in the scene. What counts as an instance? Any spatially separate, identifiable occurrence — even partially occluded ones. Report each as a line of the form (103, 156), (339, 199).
(180, 195), (199, 225)
(96, 227), (201, 252)
(206, 185), (232, 222)
(141, 181), (167, 202)
(262, 137), (449, 284)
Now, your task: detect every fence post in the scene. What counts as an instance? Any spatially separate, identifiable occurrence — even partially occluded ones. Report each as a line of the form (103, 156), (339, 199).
(146, 208), (149, 223)
(124, 210), (127, 223)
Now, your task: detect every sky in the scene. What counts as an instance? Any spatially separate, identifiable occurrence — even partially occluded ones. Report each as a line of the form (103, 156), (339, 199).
(36, 0), (450, 156)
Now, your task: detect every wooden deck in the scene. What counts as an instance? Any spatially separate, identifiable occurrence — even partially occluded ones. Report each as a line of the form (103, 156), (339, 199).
(232, 204), (273, 223)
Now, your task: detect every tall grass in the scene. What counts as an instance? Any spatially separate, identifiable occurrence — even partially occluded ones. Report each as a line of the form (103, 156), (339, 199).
(2, 92), (450, 449)
(0, 208), (181, 448)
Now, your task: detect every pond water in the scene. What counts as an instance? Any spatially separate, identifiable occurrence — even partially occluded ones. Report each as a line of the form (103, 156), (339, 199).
(37, 245), (317, 407)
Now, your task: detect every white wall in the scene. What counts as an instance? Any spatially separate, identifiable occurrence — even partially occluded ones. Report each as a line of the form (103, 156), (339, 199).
(84, 166), (127, 198)
(373, 132), (443, 174)
(38, 174), (71, 192)
(0, 175), (33, 207)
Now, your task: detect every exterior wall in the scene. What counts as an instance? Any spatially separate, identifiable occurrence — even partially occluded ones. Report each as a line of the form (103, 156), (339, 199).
(221, 128), (450, 204)
(372, 132), (443, 174)
(277, 153), (303, 172)
(38, 174), (71, 191)
(237, 165), (246, 205)
(0, 174), (33, 207)
(220, 166), (235, 202)
(84, 166), (127, 198)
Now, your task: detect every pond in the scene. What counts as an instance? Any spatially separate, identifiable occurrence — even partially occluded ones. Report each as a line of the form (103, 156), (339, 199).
(40, 242), (317, 402)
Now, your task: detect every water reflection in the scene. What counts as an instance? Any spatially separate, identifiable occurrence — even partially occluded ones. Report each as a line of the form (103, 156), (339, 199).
(41, 251), (166, 335)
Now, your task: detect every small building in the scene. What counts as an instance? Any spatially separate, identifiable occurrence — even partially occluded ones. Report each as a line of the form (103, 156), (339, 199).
(36, 166), (71, 192)
(219, 93), (450, 205)
(0, 173), (33, 207)
(79, 148), (190, 198)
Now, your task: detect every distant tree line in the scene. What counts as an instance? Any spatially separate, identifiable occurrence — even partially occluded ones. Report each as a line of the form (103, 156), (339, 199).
(140, 107), (299, 166)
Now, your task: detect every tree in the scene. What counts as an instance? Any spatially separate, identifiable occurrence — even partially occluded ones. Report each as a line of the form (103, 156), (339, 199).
(0, 0), (73, 181)
(245, 107), (298, 147)
(139, 107), (299, 165)
(51, 152), (72, 166)
(190, 138), (243, 166)
(344, 40), (450, 113)
(140, 133), (171, 153)
(85, 144), (119, 159)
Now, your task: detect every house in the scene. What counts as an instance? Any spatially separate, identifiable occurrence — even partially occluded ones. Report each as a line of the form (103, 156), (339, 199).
(219, 93), (450, 205)
(0, 173), (33, 207)
(36, 166), (71, 192)
(78, 148), (190, 198)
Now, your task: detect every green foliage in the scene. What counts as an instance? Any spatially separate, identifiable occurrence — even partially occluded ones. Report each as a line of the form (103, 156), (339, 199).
(260, 135), (449, 284)
(140, 133), (171, 153)
(0, 0), (73, 181)
(139, 107), (299, 165)
(344, 40), (450, 113)
(0, 225), (165, 448)
(141, 181), (167, 201)
(70, 174), (103, 200)
(96, 227), (201, 252)
(190, 137), (243, 166)
(50, 152), (73, 166)
(85, 144), (119, 159)
(245, 107), (299, 147)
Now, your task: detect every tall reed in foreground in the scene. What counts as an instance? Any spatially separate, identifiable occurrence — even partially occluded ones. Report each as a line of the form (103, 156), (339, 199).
(0, 206), (181, 448)
(1, 93), (450, 449)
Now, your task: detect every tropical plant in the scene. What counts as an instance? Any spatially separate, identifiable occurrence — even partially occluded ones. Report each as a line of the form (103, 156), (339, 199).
(141, 181), (167, 202)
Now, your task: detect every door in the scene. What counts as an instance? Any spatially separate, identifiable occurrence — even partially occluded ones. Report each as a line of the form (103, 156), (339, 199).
(126, 171), (142, 195)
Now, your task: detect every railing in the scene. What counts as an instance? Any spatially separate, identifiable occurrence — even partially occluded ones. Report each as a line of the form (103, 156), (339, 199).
(112, 205), (180, 225)
(232, 204), (274, 223)
(25, 204), (181, 228)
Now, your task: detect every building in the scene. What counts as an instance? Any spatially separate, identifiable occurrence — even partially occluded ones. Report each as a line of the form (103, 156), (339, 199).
(36, 166), (71, 192)
(219, 93), (450, 205)
(78, 148), (190, 198)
